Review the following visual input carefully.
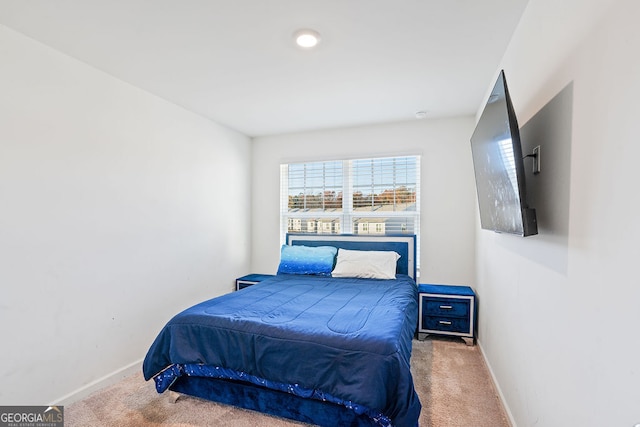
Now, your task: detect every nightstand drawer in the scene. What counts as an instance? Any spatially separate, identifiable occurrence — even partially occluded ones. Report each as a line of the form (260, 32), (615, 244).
(422, 316), (470, 334)
(422, 298), (470, 318)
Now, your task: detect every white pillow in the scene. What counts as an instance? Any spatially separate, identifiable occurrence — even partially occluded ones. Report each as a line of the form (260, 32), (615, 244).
(331, 249), (400, 280)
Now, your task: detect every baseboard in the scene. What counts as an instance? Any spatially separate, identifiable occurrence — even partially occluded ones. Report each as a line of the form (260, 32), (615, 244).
(51, 358), (144, 406)
(477, 339), (517, 427)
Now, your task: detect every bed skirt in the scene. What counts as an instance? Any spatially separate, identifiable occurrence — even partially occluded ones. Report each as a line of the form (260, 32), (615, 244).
(169, 375), (384, 427)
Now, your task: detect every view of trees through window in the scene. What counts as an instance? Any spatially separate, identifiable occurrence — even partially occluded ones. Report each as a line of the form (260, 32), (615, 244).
(352, 185), (416, 209)
(287, 186), (416, 210)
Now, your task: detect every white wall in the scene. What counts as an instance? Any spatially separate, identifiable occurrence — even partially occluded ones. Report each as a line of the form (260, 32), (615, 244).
(475, 0), (640, 426)
(0, 25), (251, 405)
(251, 118), (477, 286)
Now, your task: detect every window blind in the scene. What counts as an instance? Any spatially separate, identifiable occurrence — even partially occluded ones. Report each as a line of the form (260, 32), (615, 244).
(280, 155), (420, 246)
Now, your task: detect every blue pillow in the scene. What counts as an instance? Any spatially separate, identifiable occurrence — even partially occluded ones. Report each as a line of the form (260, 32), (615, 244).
(277, 245), (338, 276)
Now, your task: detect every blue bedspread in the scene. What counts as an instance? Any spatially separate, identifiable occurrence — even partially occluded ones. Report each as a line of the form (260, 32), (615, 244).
(142, 274), (421, 426)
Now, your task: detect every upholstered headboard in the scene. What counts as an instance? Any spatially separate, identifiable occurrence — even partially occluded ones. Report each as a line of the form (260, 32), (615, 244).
(286, 234), (417, 280)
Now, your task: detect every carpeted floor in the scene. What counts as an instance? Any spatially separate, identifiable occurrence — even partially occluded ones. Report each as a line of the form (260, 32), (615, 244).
(66, 338), (510, 426)
(411, 338), (510, 426)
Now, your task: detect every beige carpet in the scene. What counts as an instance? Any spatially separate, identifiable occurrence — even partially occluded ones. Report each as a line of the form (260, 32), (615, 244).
(66, 338), (510, 426)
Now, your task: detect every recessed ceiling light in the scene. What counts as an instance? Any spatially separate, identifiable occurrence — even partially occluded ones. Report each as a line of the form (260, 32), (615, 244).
(293, 29), (321, 49)
(415, 111), (428, 119)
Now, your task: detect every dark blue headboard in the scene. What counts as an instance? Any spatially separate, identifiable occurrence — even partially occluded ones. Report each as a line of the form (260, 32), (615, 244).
(286, 234), (417, 280)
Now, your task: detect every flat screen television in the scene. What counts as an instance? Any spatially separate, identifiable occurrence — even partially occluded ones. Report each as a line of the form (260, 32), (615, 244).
(470, 70), (538, 236)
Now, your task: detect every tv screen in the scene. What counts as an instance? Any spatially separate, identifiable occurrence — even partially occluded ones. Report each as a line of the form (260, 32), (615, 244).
(470, 70), (537, 236)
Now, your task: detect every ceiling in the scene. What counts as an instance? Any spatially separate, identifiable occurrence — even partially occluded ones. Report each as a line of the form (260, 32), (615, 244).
(0, 0), (529, 137)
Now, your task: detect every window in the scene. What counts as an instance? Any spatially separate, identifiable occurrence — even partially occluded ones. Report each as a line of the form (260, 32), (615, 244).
(280, 155), (420, 244)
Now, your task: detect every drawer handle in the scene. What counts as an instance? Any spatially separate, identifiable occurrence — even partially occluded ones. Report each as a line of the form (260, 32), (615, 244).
(439, 321), (452, 325)
(439, 305), (453, 309)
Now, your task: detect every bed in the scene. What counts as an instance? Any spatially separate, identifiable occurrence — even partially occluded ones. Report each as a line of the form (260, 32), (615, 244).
(142, 234), (421, 427)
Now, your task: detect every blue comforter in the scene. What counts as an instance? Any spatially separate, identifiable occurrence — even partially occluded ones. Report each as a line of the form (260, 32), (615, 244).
(143, 274), (421, 426)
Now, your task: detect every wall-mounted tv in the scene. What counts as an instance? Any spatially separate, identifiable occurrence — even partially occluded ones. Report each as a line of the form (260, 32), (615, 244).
(470, 70), (538, 237)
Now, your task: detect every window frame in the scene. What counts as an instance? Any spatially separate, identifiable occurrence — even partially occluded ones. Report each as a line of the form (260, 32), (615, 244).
(280, 155), (420, 247)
